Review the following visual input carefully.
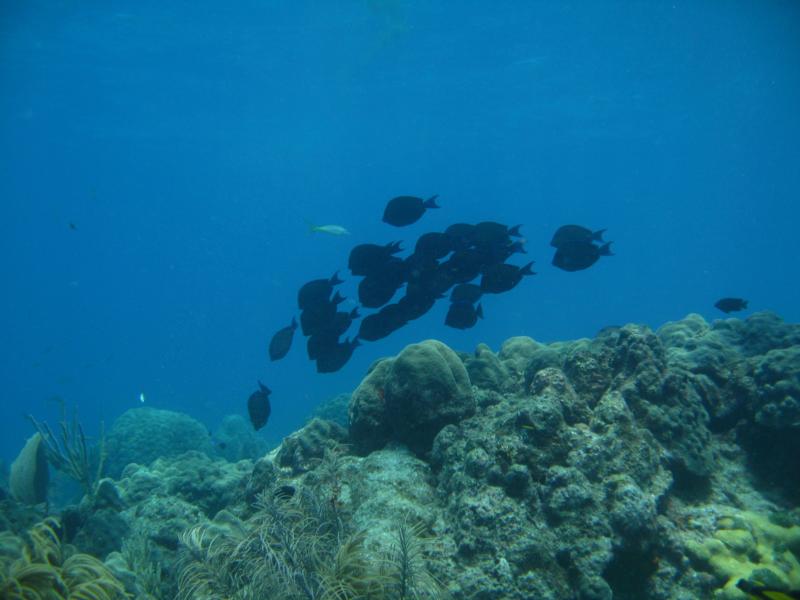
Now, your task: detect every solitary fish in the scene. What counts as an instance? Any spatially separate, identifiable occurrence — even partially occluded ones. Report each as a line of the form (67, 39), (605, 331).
(268, 317), (298, 361)
(247, 381), (272, 430)
(715, 297), (748, 314)
(382, 195), (440, 227)
(307, 221), (351, 236)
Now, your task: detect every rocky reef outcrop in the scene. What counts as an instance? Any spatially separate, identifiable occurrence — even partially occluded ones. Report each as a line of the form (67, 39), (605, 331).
(2, 311), (798, 600)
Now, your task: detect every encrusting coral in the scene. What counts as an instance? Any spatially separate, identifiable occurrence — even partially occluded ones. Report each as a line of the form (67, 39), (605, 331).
(0, 517), (129, 600)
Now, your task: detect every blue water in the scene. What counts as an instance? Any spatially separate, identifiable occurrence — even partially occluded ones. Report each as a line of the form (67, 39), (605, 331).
(1, 1), (799, 463)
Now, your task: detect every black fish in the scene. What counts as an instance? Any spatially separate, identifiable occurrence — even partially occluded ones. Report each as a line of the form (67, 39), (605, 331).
(474, 239), (526, 265)
(383, 195), (440, 227)
(472, 221), (522, 246)
(69, 222), (77, 231)
(300, 292), (346, 336)
(358, 304), (409, 341)
(480, 261), (535, 293)
(552, 241), (612, 272)
(715, 297), (748, 313)
(358, 259), (407, 308)
(397, 289), (441, 321)
(268, 317), (298, 361)
(441, 249), (486, 284)
(450, 283), (483, 304)
(444, 223), (477, 249)
(247, 381), (271, 430)
(413, 232), (453, 259)
(316, 337), (360, 373)
(311, 307), (360, 339)
(445, 302), (483, 329)
(297, 272), (343, 310)
(307, 332), (338, 360)
(550, 225), (606, 248)
(348, 242), (403, 277)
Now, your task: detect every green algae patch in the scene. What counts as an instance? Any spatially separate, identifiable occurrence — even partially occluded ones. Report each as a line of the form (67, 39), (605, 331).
(684, 509), (800, 598)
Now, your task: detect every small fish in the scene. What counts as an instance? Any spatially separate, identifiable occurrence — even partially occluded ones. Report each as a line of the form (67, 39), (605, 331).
(480, 262), (535, 294)
(69, 222), (77, 231)
(445, 301), (483, 329)
(247, 381), (272, 430)
(552, 241), (613, 272)
(736, 579), (800, 600)
(550, 225), (606, 248)
(307, 221), (351, 236)
(268, 317), (298, 361)
(714, 297), (748, 314)
(382, 195), (439, 227)
(139, 392), (146, 404)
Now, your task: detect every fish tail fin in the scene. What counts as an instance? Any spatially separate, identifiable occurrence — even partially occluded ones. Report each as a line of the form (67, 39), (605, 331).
(258, 381), (271, 394)
(593, 228), (607, 242)
(291, 316), (298, 329)
(512, 240), (527, 254)
(743, 300), (749, 309)
(521, 261), (535, 276)
(304, 218), (319, 234)
(476, 303), (484, 319)
(350, 307), (360, 319)
(424, 195), (440, 209)
(508, 224), (523, 237)
(599, 242), (614, 256)
(332, 291), (345, 304)
(330, 271), (344, 286)
(390, 240), (403, 253)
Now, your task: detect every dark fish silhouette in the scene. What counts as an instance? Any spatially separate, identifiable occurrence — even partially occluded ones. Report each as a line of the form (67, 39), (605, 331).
(247, 381), (271, 430)
(441, 249), (486, 284)
(445, 302), (483, 329)
(413, 232), (453, 259)
(300, 292), (346, 336)
(307, 332), (338, 360)
(450, 283), (483, 304)
(444, 223), (477, 250)
(268, 317), (298, 361)
(316, 337), (360, 373)
(480, 262), (535, 293)
(69, 222), (77, 231)
(348, 242), (403, 277)
(552, 241), (612, 272)
(383, 195), (439, 227)
(550, 225), (606, 248)
(715, 297), (748, 313)
(358, 304), (408, 341)
(358, 259), (407, 308)
(474, 239), (526, 265)
(472, 221), (522, 246)
(297, 272), (343, 310)
(397, 289), (441, 321)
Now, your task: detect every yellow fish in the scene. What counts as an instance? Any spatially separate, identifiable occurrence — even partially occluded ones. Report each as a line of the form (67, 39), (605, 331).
(305, 220), (350, 236)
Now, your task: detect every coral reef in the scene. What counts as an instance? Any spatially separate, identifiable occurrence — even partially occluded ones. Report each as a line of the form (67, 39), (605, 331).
(105, 408), (213, 478)
(2, 311), (798, 600)
(350, 339), (475, 455)
(211, 414), (269, 462)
